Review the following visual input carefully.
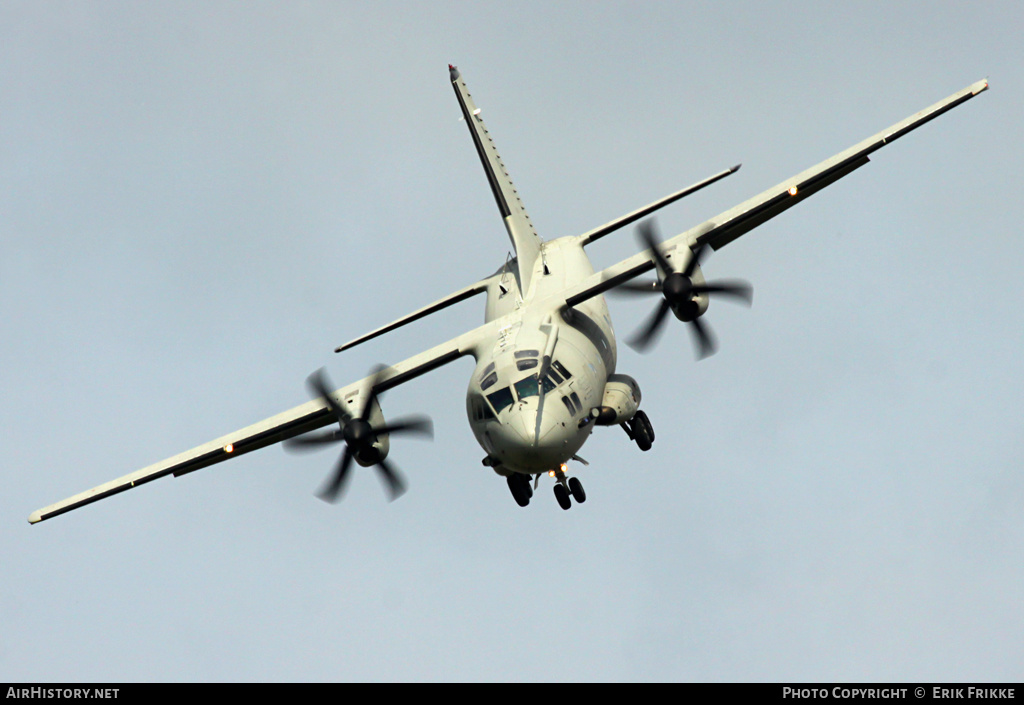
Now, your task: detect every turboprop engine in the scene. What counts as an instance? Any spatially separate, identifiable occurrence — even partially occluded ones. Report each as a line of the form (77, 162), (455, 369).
(284, 367), (433, 502)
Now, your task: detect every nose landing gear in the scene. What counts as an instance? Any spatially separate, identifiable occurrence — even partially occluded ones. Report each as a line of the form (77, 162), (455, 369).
(551, 466), (586, 510)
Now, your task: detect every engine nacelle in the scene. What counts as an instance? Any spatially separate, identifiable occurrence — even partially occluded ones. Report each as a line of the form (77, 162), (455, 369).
(339, 391), (390, 466)
(671, 262), (710, 322)
(590, 374), (642, 426)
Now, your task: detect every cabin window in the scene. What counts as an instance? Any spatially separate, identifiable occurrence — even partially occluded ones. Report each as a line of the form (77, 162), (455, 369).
(514, 375), (540, 400)
(570, 391), (582, 413)
(486, 387), (514, 414)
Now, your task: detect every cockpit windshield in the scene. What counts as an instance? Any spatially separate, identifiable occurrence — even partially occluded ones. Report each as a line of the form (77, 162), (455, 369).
(514, 375), (540, 400)
(486, 386), (514, 414)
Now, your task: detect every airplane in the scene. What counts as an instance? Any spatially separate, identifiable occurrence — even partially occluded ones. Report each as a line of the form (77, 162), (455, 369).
(28, 67), (989, 523)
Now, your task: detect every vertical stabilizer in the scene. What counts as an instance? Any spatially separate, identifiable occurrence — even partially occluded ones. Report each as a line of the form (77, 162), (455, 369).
(450, 65), (543, 294)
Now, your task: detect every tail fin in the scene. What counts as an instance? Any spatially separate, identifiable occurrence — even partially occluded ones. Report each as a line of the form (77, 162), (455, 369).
(450, 65), (542, 295)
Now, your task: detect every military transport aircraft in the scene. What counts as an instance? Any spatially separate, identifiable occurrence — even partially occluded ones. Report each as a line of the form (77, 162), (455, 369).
(29, 67), (989, 522)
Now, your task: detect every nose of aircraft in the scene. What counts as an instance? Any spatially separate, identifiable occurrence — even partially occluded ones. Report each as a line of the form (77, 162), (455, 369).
(490, 397), (576, 472)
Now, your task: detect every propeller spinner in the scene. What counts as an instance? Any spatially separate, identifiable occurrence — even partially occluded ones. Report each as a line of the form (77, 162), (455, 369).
(285, 367), (433, 502)
(617, 220), (753, 358)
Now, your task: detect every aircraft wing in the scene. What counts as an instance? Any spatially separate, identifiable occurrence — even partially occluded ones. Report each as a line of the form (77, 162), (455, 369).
(28, 318), (505, 524)
(563, 78), (989, 308)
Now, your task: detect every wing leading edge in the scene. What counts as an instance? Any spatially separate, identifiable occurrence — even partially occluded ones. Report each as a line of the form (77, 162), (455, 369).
(28, 319), (504, 524)
(562, 78), (989, 310)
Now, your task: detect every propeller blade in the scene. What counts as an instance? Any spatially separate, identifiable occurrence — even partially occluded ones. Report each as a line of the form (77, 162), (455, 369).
(682, 241), (709, 279)
(374, 416), (434, 438)
(375, 457), (407, 501)
(688, 315), (718, 360)
(692, 279), (754, 305)
(610, 279), (662, 295)
(638, 221), (674, 276)
(297, 363), (430, 503)
(284, 429), (343, 451)
(355, 364), (389, 423)
(627, 299), (672, 352)
(307, 368), (352, 423)
(317, 446), (355, 503)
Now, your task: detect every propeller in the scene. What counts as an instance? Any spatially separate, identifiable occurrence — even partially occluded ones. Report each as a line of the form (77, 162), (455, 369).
(617, 220), (752, 358)
(285, 367), (433, 502)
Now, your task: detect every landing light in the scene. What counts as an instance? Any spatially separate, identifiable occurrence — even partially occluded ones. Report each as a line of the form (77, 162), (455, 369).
(788, 186), (799, 196)
(224, 444), (234, 453)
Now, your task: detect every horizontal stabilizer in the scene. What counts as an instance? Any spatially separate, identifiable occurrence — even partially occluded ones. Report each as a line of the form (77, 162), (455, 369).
(335, 276), (491, 353)
(577, 164), (741, 246)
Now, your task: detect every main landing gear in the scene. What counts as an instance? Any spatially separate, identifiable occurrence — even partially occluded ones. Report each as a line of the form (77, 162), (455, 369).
(506, 473), (533, 507)
(622, 409), (655, 451)
(505, 470), (586, 510)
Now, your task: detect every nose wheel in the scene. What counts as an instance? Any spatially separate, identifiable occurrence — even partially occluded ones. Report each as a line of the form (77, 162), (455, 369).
(552, 469), (586, 510)
(554, 483), (571, 510)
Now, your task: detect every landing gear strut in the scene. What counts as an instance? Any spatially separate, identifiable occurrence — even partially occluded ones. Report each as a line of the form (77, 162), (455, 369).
(623, 409), (655, 451)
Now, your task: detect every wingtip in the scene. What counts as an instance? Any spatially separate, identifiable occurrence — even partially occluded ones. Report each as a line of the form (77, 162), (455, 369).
(28, 511), (42, 525)
(730, 163), (742, 173)
(449, 64), (460, 81)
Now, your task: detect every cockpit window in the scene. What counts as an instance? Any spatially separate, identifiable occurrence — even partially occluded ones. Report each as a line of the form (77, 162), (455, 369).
(470, 394), (496, 421)
(552, 360), (572, 379)
(516, 358), (538, 371)
(480, 370), (498, 390)
(541, 373), (557, 394)
(514, 349), (540, 359)
(570, 391), (582, 412)
(561, 395), (577, 415)
(514, 375), (540, 400)
(486, 386), (514, 414)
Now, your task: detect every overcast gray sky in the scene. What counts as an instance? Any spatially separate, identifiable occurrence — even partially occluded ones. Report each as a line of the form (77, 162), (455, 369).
(3, 0), (1021, 682)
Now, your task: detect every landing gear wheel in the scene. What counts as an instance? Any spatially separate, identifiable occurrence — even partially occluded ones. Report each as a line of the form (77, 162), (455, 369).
(507, 474), (532, 507)
(568, 477), (586, 503)
(630, 410), (655, 451)
(553, 483), (572, 510)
